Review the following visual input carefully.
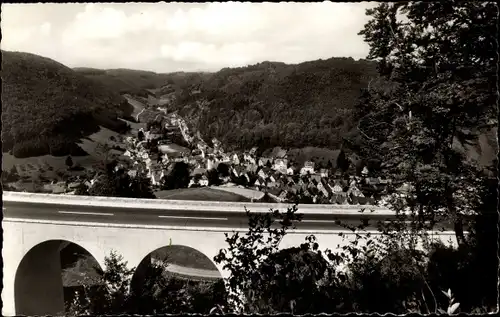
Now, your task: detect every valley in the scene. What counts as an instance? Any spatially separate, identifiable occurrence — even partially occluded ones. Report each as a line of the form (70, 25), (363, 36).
(2, 51), (496, 203)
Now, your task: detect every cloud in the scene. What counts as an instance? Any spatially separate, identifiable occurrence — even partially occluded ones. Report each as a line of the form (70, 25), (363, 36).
(40, 22), (52, 36)
(1, 2), (376, 72)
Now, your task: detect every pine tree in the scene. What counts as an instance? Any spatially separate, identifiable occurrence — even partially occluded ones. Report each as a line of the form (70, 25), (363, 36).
(65, 155), (74, 169)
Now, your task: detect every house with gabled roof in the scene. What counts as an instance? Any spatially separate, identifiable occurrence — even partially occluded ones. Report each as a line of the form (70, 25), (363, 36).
(243, 172), (251, 184)
(334, 194), (348, 205)
(258, 157), (273, 167)
(329, 181), (344, 194)
(246, 164), (258, 173)
(243, 152), (256, 165)
(190, 168), (206, 177)
(310, 174), (322, 183)
(150, 169), (165, 186)
(257, 168), (268, 179)
(300, 161), (315, 175)
(297, 178), (308, 191)
(397, 182), (414, 193)
(286, 166), (296, 175)
(254, 177), (266, 188)
(366, 177), (381, 185)
(349, 196), (360, 205)
(320, 168), (329, 178)
(212, 137), (221, 148)
(238, 166), (248, 178)
(278, 190), (288, 202)
(269, 173), (278, 183)
(268, 187), (283, 201)
(229, 166), (240, 177)
(199, 175), (209, 187)
(308, 180), (317, 191)
(219, 153), (230, 162)
(317, 179), (332, 198)
(361, 166), (369, 176)
(348, 184), (365, 198)
(273, 158), (288, 174)
(271, 147), (288, 159)
(267, 179), (279, 188)
(249, 147), (258, 155)
(288, 185), (300, 195)
(127, 170), (138, 178)
(232, 153), (244, 165)
(357, 196), (369, 205)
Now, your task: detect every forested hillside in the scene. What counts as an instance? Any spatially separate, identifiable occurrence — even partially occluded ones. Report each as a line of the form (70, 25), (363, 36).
(1, 51), (133, 158)
(74, 67), (209, 98)
(169, 58), (378, 151)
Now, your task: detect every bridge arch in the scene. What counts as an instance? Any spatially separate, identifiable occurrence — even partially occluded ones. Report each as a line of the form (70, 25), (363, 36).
(131, 244), (222, 286)
(14, 239), (103, 316)
(129, 244), (226, 314)
(123, 231), (229, 278)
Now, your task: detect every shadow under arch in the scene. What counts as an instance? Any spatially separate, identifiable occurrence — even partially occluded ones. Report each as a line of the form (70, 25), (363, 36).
(129, 244), (226, 314)
(14, 239), (102, 316)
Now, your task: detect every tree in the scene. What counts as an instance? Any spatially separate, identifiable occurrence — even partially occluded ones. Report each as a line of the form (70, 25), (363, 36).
(355, 1), (497, 246)
(95, 143), (113, 171)
(75, 183), (89, 196)
(128, 172), (156, 198)
(65, 155), (74, 169)
(217, 163), (230, 177)
(68, 251), (134, 315)
(215, 204), (316, 312)
(326, 160), (333, 170)
(245, 245), (342, 314)
(67, 251), (228, 315)
(83, 164), (154, 199)
(207, 169), (221, 186)
(137, 130), (145, 142)
(336, 149), (349, 172)
(3, 165), (20, 183)
(161, 162), (190, 190)
(9, 165), (19, 180)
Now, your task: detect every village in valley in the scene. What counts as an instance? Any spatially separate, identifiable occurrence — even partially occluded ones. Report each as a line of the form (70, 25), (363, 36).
(2, 101), (406, 205)
(97, 108), (404, 205)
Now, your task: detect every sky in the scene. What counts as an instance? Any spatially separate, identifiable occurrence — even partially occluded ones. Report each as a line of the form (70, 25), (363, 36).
(1, 2), (377, 73)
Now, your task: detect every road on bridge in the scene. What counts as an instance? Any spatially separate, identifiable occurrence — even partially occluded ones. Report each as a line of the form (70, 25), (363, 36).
(2, 200), (405, 231)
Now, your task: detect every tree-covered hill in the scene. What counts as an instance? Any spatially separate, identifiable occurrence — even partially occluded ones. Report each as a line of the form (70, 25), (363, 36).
(169, 58), (379, 151)
(1, 51), (133, 158)
(74, 67), (210, 98)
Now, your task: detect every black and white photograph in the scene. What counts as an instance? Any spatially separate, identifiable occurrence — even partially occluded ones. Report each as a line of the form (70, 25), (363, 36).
(1, 1), (498, 315)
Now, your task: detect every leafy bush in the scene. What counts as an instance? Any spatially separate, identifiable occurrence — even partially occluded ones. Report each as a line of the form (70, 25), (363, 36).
(67, 251), (228, 315)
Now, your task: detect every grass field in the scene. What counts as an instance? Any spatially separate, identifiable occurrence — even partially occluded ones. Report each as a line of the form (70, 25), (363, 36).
(62, 255), (102, 287)
(154, 187), (250, 202)
(2, 126), (128, 190)
(151, 245), (219, 271)
(286, 146), (342, 168)
(158, 144), (190, 154)
(210, 185), (265, 200)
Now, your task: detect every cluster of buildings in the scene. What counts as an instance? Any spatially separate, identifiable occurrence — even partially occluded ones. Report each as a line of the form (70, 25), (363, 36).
(121, 112), (398, 204)
(210, 149), (392, 204)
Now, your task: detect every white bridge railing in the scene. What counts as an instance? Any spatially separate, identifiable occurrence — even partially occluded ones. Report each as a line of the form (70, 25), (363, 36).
(2, 191), (393, 216)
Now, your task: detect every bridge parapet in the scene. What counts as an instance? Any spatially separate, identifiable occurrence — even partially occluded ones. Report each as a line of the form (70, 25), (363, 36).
(2, 191), (391, 215)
